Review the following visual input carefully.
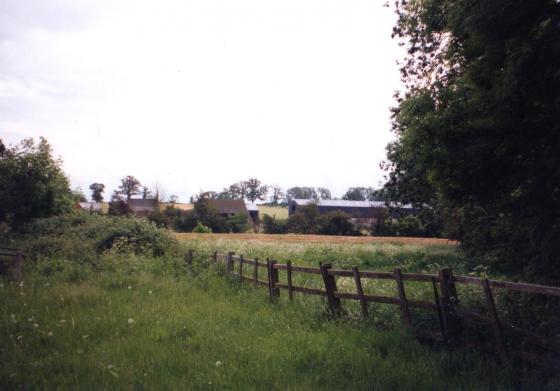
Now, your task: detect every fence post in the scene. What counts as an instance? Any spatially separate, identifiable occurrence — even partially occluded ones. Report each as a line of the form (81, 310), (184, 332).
(253, 258), (259, 284)
(352, 266), (368, 320)
(239, 255), (244, 281)
(320, 263), (342, 317)
(287, 261), (294, 301)
(226, 252), (235, 274)
(482, 279), (508, 363)
(394, 268), (412, 327)
(439, 268), (461, 341)
(212, 251), (218, 263)
(267, 259), (280, 300)
(431, 276), (446, 341)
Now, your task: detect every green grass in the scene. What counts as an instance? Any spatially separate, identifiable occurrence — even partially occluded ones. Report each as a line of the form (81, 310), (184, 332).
(1, 223), (557, 390)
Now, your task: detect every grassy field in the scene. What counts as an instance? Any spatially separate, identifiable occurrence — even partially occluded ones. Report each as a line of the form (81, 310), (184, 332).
(258, 205), (288, 219)
(1, 221), (557, 390)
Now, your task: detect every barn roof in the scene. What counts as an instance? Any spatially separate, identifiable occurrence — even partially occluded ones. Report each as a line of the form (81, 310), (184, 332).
(291, 199), (413, 209)
(208, 199), (248, 214)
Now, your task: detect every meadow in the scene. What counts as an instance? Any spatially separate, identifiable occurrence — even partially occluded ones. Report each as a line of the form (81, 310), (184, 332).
(1, 214), (558, 390)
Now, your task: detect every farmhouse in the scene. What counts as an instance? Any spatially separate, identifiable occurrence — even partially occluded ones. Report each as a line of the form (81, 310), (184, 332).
(127, 198), (158, 216)
(288, 199), (415, 220)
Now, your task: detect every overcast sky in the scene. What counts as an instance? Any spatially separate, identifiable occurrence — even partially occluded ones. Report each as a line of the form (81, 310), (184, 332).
(1, 0), (404, 201)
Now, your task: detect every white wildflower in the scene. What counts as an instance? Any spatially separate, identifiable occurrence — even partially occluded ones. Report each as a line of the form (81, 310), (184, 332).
(48, 331), (53, 337)
(215, 360), (222, 367)
(128, 318), (134, 325)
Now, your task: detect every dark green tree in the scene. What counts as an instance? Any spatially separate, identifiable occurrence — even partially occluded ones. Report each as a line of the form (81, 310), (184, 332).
(245, 178), (268, 203)
(89, 183), (105, 202)
(118, 175), (141, 200)
(385, 0), (560, 281)
(0, 137), (73, 227)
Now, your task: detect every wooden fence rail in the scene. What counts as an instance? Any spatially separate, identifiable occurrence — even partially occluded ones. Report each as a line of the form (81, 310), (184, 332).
(189, 249), (560, 370)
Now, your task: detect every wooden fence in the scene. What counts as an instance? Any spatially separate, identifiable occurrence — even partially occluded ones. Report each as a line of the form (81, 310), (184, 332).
(186, 250), (560, 370)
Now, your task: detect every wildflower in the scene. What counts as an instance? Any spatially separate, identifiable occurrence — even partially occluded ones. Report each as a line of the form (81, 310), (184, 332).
(128, 318), (134, 325)
(148, 290), (152, 294)
(0, 283), (4, 288)
(16, 335), (22, 341)
(48, 331), (53, 337)
(215, 361), (222, 367)
(33, 323), (39, 328)
(127, 286), (132, 290)
(19, 281), (24, 287)
(44, 283), (50, 287)
(59, 319), (66, 324)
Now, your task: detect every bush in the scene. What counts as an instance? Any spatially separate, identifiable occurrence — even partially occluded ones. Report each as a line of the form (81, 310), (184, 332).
(192, 222), (212, 233)
(319, 211), (359, 236)
(262, 214), (289, 234)
(8, 213), (178, 261)
(226, 213), (250, 233)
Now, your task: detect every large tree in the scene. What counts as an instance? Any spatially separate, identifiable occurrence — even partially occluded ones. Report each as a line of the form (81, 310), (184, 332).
(385, 0), (560, 281)
(0, 137), (73, 227)
(245, 178), (268, 203)
(118, 175), (141, 200)
(89, 183), (105, 202)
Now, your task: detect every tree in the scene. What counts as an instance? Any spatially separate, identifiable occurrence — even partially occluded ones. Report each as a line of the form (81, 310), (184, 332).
(141, 186), (152, 200)
(168, 195), (178, 204)
(217, 183), (243, 200)
(286, 187), (318, 202)
(385, 0), (560, 281)
(0, 137), (73, 227)
(118, 175), (141, 200)
(316, 187), (332, 200)
(72, 187), (87, 203)
(342, 187), (369, 201)
(245, 178), (268, 203)
(269, 185), (285, 205)
(89, 183), (105, 202)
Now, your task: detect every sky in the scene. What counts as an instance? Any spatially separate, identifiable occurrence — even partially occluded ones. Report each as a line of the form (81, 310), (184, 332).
(0, 0), (405, 202)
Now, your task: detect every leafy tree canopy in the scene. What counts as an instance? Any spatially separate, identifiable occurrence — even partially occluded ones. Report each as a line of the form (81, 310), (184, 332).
(89, 183), (105, 202)
(0, 137), (73, 228)
(384, 0), (560, 281)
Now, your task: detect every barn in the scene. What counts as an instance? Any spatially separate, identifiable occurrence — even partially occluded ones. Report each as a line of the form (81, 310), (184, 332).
(288, 199), (415, 220)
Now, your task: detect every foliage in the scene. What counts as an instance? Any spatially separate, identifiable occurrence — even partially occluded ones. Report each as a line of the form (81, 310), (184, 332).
(286, 187), (332, 202)
(72, 187), (87, 203)
(89, 183), (105, 202)
(108, 199), (130, 216)
(244, 178), (268, 203)
(384, 0), (560, 282)
(342, 187), (384, 201)
(261, 214), (289, 234)
(141, 186), (152, 200)
(319, 211), (359, 236)
(226, 213), (250, 233)
(0, 137), (73, 228)
(118, 175), (141, 200)
(268, 185), (285, 205)
(192, 222), (212, 233)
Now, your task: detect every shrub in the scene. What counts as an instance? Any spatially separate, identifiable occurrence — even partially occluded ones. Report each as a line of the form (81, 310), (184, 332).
(262, 214), (288, 234)
(192, 222), (212, 233)
(319, 211), (358, 236)
(227, 213), (250, 233)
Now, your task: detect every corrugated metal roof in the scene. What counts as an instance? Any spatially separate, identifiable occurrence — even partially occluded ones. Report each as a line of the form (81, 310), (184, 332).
(291, 199), (413, 209)
(208, 199), (248, 214)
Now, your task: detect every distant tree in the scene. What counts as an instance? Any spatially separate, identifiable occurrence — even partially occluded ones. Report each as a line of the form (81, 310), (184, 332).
(238, 181), (249, 199)
(0, 137), (73, 227)
(286, 187), (317, 202)
(269, 185), (285, 205)
(316, 187), (332, 200)
(141, 186), (152, 200)
(217, 183), (243, 200)
(168, 195), (179, 204)
(245, 178), (268, 203)
(72, 187), (87, 203)
(89, 183), (105, 202)
(118, 175), (141, 200)
(108, 190), (129, 216)
(342, 187), (369, 201)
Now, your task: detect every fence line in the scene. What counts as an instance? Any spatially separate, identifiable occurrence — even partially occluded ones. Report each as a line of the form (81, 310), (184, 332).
(185, 250), (560, 370)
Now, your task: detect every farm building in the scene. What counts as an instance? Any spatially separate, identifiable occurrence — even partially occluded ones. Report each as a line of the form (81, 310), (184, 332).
(288, 199), (415, 220)
(206, 199), (259, 224)
(245, 202), (259, 223)
(127, 198), (158, 216)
